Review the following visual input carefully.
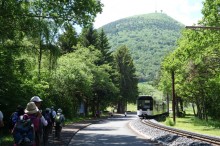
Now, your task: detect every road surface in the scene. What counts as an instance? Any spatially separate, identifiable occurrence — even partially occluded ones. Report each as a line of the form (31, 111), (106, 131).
(68, 113), (161, 146)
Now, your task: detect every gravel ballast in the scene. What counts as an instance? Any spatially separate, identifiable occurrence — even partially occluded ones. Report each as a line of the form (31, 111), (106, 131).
(129, 119), (212, 146)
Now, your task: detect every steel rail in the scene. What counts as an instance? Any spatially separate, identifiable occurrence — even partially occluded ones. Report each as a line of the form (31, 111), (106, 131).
(142, 120), (220, 146)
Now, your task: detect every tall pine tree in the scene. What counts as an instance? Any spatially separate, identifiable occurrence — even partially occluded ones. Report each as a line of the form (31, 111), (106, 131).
(114, 45), (138, 113)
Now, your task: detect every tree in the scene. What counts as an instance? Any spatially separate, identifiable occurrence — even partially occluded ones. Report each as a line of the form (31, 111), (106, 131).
(79, 25), (99, 48)
(114, 45), (138, 113)
(97, 29), (114, 65)
(0, 0), (103, 117)
(58, 24), (78, 54)
(51, 45), (96, 117)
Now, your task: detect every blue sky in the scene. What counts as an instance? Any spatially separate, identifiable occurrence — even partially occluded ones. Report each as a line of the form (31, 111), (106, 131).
(94, 0), (204, 28)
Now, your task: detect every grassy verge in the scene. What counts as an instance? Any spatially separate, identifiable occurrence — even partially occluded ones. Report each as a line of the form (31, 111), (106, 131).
(163, 114), (220, 137)
(0, 130), (14, 146)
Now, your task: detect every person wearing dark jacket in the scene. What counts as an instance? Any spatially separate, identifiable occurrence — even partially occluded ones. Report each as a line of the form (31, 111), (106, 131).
(0, 110), (4, 145)
(43, 108), (53, 146)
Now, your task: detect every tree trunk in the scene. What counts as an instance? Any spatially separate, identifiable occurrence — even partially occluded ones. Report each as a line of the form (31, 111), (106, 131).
(91, 98), (95, 117)
(38, 40), (42, 80)
(38, 11), (42, 81)
(166, 93), (169, 113)
(117, 100), (125, 113)
(192, 103), (196, 116)
(96, 96), (100, 118)
(195, 97), (202, 119)
(176, 95), (180, 117)
(179, 97), (184, 112)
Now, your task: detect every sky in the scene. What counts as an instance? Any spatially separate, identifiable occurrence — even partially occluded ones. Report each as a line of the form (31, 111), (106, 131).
(94, 0), (204, 28)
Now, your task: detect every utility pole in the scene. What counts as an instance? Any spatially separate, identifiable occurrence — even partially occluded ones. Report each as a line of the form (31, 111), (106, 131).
(171, 70), (176, 124)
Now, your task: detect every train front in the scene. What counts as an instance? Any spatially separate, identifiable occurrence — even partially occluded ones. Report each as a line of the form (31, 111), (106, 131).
(137, 95), (153, 118)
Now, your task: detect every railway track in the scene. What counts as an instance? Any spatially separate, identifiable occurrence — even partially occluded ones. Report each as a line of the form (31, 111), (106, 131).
(142, 119), (220, 146)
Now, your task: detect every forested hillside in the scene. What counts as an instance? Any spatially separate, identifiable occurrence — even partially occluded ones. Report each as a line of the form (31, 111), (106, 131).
(101, 13), (184, 82)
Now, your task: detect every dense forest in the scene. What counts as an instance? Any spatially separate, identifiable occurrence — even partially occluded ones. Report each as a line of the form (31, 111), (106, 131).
(0, 0), (138, 122)
(101, 13), (184, 82)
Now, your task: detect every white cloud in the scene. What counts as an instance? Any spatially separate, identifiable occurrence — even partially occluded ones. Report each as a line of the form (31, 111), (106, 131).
(94, 0), (204, 28)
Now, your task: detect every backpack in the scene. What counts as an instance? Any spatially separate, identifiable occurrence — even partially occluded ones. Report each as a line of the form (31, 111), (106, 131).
(44, 112), (52, 125)
(28, 115), (41, 133)
(9, 112), (18, 131)
(12, 115), (35, 145)
(55, 114), (62, 124)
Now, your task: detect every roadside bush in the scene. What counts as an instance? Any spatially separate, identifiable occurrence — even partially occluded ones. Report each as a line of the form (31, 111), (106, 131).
(165, 117), (175, 126)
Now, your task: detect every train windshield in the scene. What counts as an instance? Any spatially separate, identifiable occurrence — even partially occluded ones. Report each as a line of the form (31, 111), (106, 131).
(137, 99), (152, 111)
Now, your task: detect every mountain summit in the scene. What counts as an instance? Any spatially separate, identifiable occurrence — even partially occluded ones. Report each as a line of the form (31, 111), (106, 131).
(101, 13), (184, 82)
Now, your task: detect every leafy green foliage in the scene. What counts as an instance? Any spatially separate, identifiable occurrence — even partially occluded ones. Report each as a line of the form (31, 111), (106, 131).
(0, 0), (104, 119)
(113, 45), (138, 112)
(58, 24), (78, 54)
(158, 1), (220, 120)
(101, 13), (184, 82)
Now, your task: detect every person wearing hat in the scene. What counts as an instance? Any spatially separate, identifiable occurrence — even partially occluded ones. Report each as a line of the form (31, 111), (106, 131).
(30, 96), (43, 109)
(23, 102), (42, 146)
(30, 96), (48, 145)
(55, 108), (65, 140)
(30, 96), (48, 126)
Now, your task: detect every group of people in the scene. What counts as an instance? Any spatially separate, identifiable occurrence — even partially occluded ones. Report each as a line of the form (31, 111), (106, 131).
(1, 96), (65, 146)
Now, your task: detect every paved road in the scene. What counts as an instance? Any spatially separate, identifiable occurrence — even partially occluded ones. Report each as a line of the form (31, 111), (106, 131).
(68, 113), (161, 146)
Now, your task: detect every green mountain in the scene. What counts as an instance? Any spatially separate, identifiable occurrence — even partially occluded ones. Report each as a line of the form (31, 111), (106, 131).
(101, 13), (184, 82)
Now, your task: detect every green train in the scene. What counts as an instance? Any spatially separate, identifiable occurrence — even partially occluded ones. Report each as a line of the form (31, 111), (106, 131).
(137, 95), (168, 118)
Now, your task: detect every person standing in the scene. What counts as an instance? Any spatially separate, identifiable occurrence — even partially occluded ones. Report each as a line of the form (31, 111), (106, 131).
(9, 105), (24, 132)
(43, 108), (53, 146)
(0, 110), (4, 145)
(0, 111), (3, 128)
(51, 106), (56, 127)
(24, 102), (42, 146)
(30, 96), (48, 145)
(30, 96), (48, 126)
(55, 108), (65, 140)
(13, 102), (41, 146)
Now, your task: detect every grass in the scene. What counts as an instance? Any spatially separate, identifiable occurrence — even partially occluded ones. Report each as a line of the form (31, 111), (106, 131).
(106, 103), (137, 112)
(0, 130), (14, 146)
(126, 103), (220, 137)
(127, 104), (137, 112)
(163, 105), (220, 137)
(0, 136), (13, 146)
(163, 115), (220, 137)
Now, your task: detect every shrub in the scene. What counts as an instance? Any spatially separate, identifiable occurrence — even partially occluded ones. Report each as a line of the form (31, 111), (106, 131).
(165, 117), (175, 126)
